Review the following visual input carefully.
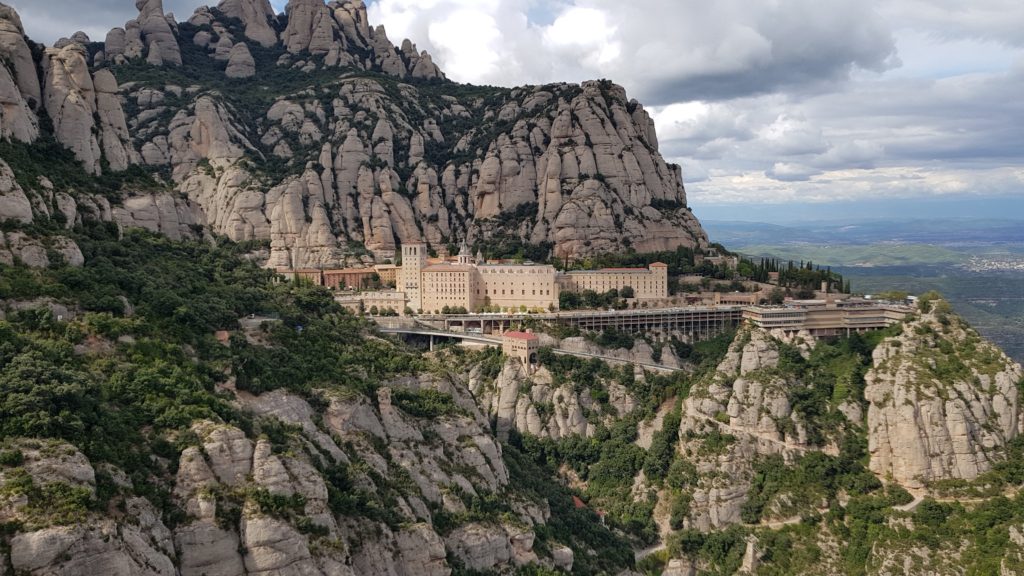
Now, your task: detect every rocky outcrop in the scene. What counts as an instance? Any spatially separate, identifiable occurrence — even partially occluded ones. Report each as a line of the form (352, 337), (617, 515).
(110, 193), (205, 241)
(225, 42), (256, 78)
(0, 3), (41, 112)
(42, 43), (102, 174)
(0, 231), (83, 268)
(0, 159), (32, 223)
(42, 42), (137, 174)
(217, 0), (277, 47)
(281, 0), (339, 56)
(133, 0), (182, 66)
(866, 305), (1024, 488)
(0, 60), (38, 142)
(674, 328), (812, 530)
(467, 356), (637, 441)
(0, 2), (705, 267)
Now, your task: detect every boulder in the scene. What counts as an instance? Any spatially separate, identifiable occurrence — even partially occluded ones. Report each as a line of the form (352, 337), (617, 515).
(866, 307), (1024, 488)
(217, 0), (278, 47)
(0, 159), (32, 223)
(0, 3), (42, 106)
(134, 0), (182, 66)
(225, 42), (256, 78)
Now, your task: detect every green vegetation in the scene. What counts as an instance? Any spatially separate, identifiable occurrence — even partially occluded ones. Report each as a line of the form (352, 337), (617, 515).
(559, 289), (628, 311)
(504, 443), (635, 575)
(390, 388), (466, 418)
(737, 243), (964, 268)
(0, 137), (165, 201)
(0, 223), (422, 525)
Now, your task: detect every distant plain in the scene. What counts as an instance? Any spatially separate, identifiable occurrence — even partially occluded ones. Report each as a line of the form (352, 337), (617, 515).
(705, 218), (1024, 363)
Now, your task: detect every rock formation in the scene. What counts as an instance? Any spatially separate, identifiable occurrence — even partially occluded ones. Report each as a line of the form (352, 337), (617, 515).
(225, 42), (256, 78)
(0, 2), (705, 265)
(0, 4), (39, 142)
(217, 0), (277, 47)
(865, 303), (1024, 488)
(133, 0), (182, 66)
(0, 3), (41, 108)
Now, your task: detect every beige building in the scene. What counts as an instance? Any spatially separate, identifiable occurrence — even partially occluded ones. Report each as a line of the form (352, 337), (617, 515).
(421, 263), (478, 313)
(503, 330), (539, 372)
(374, 264), (398, 286)
(382, 242), (670, 314)
(335, 291), (407, 315)
(322, 268), (375, 290)
(478, 263), (559, 311)
(400, 242), (561, 313)
(559, 263), (669, 299)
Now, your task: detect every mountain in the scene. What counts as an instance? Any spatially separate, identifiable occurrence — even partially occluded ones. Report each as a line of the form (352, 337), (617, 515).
(0, 0), (706, 269)
(5, 2), (1024, 576)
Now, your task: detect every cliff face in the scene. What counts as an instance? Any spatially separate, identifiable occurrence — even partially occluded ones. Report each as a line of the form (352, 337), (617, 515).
(0, 0), (706, 266)
(0, 380), (565, 576)
(865, 303), (1024, 488)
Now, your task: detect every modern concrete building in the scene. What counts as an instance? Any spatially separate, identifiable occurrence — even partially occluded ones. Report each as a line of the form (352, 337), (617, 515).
(742, 298), (911, 337)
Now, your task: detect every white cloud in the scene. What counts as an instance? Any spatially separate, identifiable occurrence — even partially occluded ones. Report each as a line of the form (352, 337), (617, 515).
(12, 0), (1024, 212)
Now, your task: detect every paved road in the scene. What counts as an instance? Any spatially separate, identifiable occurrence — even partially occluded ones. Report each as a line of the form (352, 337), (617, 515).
(377, 324), (683, 373)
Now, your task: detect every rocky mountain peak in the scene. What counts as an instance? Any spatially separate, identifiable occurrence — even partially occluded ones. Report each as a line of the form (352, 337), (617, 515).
(0, 0), (704, 265)
(865, 300), (1024, 488)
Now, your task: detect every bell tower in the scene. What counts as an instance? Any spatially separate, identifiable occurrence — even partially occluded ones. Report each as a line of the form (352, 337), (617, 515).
(402, 243), (427, 312)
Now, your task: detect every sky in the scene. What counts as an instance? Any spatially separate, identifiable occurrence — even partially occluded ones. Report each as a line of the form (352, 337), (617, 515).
(12, 0), (1024, 222)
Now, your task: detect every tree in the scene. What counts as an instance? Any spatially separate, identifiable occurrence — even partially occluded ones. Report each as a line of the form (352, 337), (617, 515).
(769, 287), (785, 305)
(620, 286), (634, 299)
(369, 305), (379, 315)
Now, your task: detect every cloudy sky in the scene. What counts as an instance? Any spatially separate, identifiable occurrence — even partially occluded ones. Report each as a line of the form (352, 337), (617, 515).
(14, 0), (1024, 221)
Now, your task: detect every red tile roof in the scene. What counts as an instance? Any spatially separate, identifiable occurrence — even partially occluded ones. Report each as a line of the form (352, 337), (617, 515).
(504, 331), (539, 341)
(572, 496), (586, 509)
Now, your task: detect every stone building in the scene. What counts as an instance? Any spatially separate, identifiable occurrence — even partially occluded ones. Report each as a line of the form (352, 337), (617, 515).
(477, 263), (559, 311)
(344, 242), (670, 314)
(559, 263), (669, 299)
(421, 263), (478, 313)
(322, 268), (375, 290)
(374, 264), (398, 286)
(502, 330), (539, 372)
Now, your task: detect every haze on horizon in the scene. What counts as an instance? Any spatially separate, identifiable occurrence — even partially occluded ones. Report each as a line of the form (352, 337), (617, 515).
(13, 0), (1024, 221)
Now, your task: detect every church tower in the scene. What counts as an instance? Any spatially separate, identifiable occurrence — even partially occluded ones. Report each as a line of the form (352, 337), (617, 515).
(402, 243), (427, 312)
(457, 239), (472, 265)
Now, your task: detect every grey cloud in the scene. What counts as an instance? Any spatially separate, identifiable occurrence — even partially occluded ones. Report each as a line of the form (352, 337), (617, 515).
(596, 0), (899, 104)
(12, 0), (221, 44)
(765, 162), (823, 182)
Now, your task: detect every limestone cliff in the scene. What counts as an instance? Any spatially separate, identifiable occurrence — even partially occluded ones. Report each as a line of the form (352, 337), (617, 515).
(865, 301), (1024, 488)
(0, 378), (559, 576)
(0, 1), (706, 265)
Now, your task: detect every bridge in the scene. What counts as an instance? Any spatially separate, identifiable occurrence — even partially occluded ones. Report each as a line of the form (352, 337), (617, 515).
(376, 322), (684, 373)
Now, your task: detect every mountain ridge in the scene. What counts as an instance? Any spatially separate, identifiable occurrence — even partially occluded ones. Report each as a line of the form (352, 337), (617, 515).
(0, 0), (707, 269)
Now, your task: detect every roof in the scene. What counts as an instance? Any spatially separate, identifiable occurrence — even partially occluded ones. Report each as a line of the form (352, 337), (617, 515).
(323, 268), (374, 274)
(568, 267), (651, 274)
(572, 496), (586, 509)
(649, 262), (669, 267)
(423, 264), (474, 273)
(504, 331), (539, 341)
